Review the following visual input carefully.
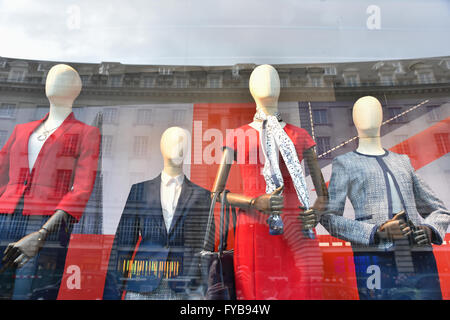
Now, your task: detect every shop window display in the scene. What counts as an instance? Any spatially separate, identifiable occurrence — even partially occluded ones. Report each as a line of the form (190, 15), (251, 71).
(0, 1), (448, 303)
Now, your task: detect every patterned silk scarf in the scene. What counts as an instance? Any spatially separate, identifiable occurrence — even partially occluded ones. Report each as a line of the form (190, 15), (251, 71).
(254, 109), (312, 236)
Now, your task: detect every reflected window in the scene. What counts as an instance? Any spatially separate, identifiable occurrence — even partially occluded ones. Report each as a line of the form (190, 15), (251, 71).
(427, 105), (441, 122)
(0, 130), (8, 148)
(313, 109), (329, 125)
(136, 109), (153, 125)
(434, 133), (449, 154)
(175, 77), (189, 88)
(280, 77), (289, 88)
(142, 76), (155, 88)
(316, 137), (331, 158)
(55, 170), (73, 197)
(109, 75), (123, 87)
(60, 134), (79, 157)
(380, 75), (395, 86)
(310, 76), (324, 87)
(8, 70), (25, 82)
(102, 135), (113, 157)
(172, 109), (187, 125)
(388, 107), (407, 123)
(80, 75), (90, 86)
(103, 108), (119, 124)
(208, 77), (222, 88)
(324, 66), (337, 76)
(396, 135), (411, 155)
(0, 103), (17, 119)
(133, 136), (149, 157)
(417, 71), (435, 84)
(344, 74), (360, 87)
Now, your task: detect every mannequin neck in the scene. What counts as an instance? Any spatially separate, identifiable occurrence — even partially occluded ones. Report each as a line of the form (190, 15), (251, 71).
(356, 134), (384, 155)
(46, 103), (72, 127)
(255, 101), (279, 117)
(162, 162), (184, 178)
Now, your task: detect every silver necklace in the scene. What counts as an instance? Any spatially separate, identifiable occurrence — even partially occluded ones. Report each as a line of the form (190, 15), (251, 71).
(37, 123), (60, 141)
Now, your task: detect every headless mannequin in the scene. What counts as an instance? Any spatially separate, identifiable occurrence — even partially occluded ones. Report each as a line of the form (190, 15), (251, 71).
(212, 64), (328, 230)
(352, 96), (430, 244)
(1, 64), (80, 271)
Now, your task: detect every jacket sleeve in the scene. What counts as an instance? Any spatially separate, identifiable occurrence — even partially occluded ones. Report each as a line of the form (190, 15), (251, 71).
(320, 157), (379, 246)
(56, 126), (101, 221)
(406, 156), (450, 244)
(103, 184), (140, 300)
(0, 126), (17, 197)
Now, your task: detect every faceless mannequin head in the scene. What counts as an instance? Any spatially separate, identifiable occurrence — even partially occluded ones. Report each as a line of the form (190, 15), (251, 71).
(353, 96), (384, 155)
(249, 64), (280, 115)
(160, 127), (190, 176)
(352, 96), (383, 137)
(45, 64), (82, 108)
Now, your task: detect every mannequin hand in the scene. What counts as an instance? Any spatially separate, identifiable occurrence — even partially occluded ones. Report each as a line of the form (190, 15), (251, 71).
(299, 196), (328, 230)
(1, 229), (48, 271)
(413, 226), (432, 246)
(250, 186), (284, 215)
(377, 212), (412, 240)
(299, 209), (316, 231)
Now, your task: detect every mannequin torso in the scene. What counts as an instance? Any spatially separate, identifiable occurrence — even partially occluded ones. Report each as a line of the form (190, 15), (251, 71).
(28, 106), (72, 171)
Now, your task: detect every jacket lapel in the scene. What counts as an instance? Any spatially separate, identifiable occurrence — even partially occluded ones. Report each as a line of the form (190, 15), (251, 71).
(146, 175), (161, 208)
(24, 112), (78, 172)
(16, 117), (47, 171)
(168, 176), (193, 235)
(45, 112), (77, 143)
(144, 175), (167, 237)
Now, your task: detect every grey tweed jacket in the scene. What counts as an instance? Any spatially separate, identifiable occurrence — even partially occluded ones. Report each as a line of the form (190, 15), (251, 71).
(320, 150), (450, 249)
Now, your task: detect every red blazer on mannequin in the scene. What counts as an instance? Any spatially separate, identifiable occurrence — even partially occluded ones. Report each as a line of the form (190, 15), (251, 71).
(0, 112), (100, 221)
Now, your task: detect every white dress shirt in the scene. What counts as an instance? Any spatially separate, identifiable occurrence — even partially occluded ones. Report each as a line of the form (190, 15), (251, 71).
(160, 171), (185, 232)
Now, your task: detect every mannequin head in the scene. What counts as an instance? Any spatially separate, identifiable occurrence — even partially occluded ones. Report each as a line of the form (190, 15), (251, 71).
(352, 96), (384, 155)
(45, 64), (82, 108)
(249, 64), (280, 115)
(352, 96), (383, 138)
(160, 127), (190, 176)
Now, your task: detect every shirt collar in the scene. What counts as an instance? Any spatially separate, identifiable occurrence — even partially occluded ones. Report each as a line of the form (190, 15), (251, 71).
(161, 171), (184, 187)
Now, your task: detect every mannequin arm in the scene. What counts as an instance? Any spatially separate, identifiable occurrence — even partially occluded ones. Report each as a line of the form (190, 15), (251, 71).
(1, 209), (71, 272)
(300, 147), (329, 230)
(211, 147), (283, 215)
(303, 147), (328, 202)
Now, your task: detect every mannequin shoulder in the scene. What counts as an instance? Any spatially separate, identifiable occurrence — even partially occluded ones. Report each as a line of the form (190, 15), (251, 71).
(14, 120), (40, 132)
(331, 151), (359, 166)
(386, 151), (413, 167)
(283, 123), (310, 136)
(71, 120), (101, 137)
(184, 178), (211, 197)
